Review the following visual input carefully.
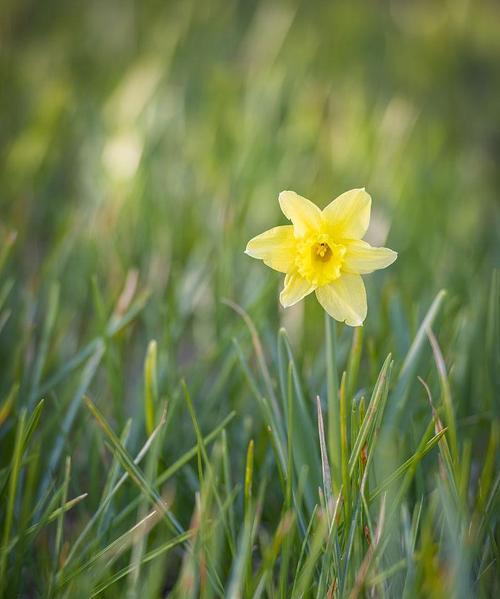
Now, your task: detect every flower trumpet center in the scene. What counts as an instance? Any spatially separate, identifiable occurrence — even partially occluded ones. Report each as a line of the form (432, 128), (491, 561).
(296, 234), (346, 286)
(314, 242), (331, 261)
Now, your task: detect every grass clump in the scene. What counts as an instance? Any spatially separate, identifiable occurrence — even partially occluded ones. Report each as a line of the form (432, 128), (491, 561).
(0, 0), (499, 597)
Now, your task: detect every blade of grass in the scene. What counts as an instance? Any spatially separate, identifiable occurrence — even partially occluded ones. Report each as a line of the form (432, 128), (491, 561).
(221, 429), (236, 544)
(182, 380), (236, 557)
(22, 398), (45, 455)
(4, 483), (83, 565)
(427, 328), (458, 463)
(325, 313), (340, 492)
(223, 299), (282, 433)
(244, 439), (254, 518)
(90, 530), (193, 597)
(227, 499), (261, 599)
(37, 341), (105, 510)
(316, 395), (332, 514)
(97, 419), (132, 535)
(37, 292), (149, 400)
(348, 495), (386, 599)
(84, 396), (182, 534)
(291, 504), (318, 594)
(418, 376), (458, 497)
(127, 405), (165, 595)
(476, 420), (498, 512)
(346, 327), (363, 404)
(27, 283), (59, 411)
(369, 426), (447, 501)
(278, 329), (320, 512)
(0, 230), (17, 275)
(233, 338), (286, 476)
(62, 509), (164, 588)
(285, 362), (294, 511)
(49, 456), (71, 594)
(104, 411), (237, 539)
(64, 413), (164, 569)
(317, 490), (343, 596)
(252, 511), (295, 599)
(293, 509), (329, 598)
(0, 409), (27, 592)
(389, 290), (446, 426)
(339, 371), (350, 523)
(349, 354), (392, 477)
(144, 340), (158, 436)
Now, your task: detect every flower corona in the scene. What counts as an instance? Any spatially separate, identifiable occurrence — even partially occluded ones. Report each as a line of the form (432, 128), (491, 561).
(245, 189), (397, 326)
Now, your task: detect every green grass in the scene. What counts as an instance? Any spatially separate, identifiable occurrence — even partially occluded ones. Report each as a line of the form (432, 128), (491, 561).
(1, 0), (499, 597)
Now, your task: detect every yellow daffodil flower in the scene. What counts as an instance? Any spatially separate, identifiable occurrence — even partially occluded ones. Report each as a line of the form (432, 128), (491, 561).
(245, 189), (397, 326)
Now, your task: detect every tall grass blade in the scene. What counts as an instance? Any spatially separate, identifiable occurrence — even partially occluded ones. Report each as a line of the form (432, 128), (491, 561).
(349, 354), (392, 476)
(144, 340), (158, 436)
(389, 289), (446, 425)
(325, 313), (340, 491)
(37, 341), (105, 508)
(0, 409), (26, 593)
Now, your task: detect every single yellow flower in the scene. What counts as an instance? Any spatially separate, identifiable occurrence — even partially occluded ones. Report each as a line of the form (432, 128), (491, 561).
(245, 189), (397, 326)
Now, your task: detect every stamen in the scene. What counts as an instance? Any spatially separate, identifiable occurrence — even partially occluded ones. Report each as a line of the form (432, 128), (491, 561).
(314, 242), (332, 262)
(296, 236), (345, 285)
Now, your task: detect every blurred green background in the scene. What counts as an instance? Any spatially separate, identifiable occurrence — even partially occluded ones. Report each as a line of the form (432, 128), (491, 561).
(2, 0), (499, 308)
(2, 0), (499, 409)
(0, 0), (499, 596)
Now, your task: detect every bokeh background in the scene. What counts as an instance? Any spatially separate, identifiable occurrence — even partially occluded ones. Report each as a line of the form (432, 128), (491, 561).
(2, 0), (499, 412)
(0, 0), (499, 596)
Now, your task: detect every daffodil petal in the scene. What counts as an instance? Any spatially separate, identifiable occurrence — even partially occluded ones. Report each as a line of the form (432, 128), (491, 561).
(323, 188), (371, 239)
(315, 274), (367, 326)
(279, 191), (323, 237)
(245, 225), (296, 273)
(280, 272), (315, 308)
(343, 240), (397, 274)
